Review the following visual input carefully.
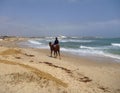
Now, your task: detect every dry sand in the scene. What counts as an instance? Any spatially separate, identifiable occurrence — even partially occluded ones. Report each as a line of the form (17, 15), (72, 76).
(0, 37), (120, 93)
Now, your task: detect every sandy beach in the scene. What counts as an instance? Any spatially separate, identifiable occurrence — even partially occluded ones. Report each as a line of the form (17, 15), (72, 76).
(0, 37), (120, 93)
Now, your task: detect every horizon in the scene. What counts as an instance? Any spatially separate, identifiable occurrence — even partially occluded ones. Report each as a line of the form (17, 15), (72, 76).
(0, 0), (120, 38)
(0, 33), (120, 38)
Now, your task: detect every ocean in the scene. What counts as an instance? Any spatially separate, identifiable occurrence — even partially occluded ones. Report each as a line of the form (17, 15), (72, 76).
(20, 37), (120, 62)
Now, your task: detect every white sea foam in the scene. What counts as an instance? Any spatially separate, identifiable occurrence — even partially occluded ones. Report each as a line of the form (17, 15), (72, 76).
(80, 45), (95, 50)
(45, 37), (55, 39)
(112, 43), (120, 47)
(28, 40), (42, 45)
(71, 37), (79, 39)
(61, 39), (93, 43)
(101, 52), (120, 60)
(61, 48), (103, 55)
(61, 47), (120, 60)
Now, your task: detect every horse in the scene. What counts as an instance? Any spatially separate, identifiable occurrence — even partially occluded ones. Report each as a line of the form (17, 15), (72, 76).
(49, 42), (61, 59)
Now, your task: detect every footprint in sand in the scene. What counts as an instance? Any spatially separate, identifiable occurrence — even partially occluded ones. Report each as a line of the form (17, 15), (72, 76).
(15, 56), (21, 59)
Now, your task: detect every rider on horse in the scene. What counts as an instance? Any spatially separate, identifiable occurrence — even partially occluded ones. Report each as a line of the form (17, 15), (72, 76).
(53, 37), (59, 47)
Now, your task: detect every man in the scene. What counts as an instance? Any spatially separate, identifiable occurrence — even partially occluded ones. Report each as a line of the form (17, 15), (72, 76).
(54, 37), (59, 45)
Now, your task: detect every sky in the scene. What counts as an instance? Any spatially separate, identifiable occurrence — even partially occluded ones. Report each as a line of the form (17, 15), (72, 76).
(0, 0), (120, 37)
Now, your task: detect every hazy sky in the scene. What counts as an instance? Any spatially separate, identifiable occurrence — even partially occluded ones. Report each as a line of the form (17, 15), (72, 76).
(0, 0), (120, 37)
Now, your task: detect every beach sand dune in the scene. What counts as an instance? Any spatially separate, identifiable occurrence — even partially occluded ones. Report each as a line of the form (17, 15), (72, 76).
(0, 39), (120, 93)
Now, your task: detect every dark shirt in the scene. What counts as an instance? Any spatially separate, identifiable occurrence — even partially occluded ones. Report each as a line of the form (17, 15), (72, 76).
(54, 39), (59, 45)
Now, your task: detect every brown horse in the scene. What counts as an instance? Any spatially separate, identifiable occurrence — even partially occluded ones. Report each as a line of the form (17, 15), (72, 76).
(49, 42), (61, 59)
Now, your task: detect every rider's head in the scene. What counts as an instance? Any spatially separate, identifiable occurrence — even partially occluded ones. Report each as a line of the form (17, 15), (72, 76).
(55, 37), (58, 40)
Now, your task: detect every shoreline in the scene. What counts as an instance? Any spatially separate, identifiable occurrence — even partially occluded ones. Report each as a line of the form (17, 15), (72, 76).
(17, 37), (120, 63)
(0, 37), (120, 93)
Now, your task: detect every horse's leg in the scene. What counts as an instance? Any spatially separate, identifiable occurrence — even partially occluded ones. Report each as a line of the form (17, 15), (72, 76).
(56, 51), (58, 57)
(58, 50), (61, 59)
(54, 51), (56, 57)
(51, 50), (52, 57)
(55, 51), (57, 58)
(50, 50), (53, 57)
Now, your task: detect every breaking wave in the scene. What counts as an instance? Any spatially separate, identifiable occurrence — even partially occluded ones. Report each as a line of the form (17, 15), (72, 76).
(60, 39), (93, 43)
(28, 40), (42, 45)
(111, 43), (120, 47)
(20, 37), (120, 61)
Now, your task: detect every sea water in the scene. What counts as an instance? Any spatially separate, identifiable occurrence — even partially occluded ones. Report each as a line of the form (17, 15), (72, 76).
(20, 37), (120, 62)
